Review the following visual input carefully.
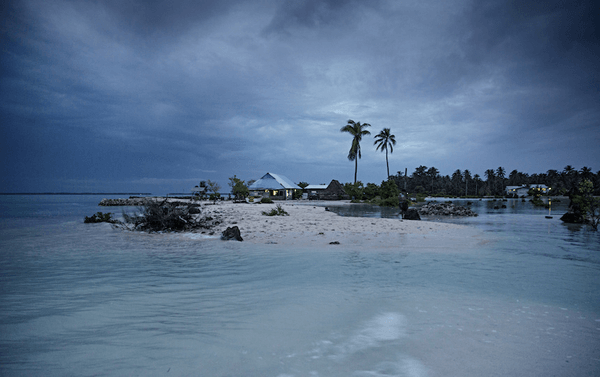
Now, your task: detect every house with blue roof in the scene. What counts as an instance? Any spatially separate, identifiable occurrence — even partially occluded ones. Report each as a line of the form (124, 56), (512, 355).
(248, 172), (300, 200)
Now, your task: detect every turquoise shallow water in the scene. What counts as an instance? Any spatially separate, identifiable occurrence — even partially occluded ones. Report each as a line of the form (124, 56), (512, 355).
(1, 195), (599, 376)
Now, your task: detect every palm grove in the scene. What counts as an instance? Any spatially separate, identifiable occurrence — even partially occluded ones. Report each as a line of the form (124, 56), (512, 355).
(340, 119), (600, 200)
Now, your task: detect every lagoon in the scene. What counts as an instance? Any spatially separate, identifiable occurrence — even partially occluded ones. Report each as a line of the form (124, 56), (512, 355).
(1, 195), (599, 376)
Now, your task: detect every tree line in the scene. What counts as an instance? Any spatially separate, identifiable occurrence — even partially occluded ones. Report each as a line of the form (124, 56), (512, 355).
(389, 165), (599, 197)
(339, 119), (598, 197)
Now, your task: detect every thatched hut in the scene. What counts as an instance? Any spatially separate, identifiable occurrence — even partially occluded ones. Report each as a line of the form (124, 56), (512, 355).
(318, 180), (349, 200)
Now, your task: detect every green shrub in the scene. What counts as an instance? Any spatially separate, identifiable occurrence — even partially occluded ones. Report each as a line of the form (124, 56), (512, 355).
(262, 204), (289, 216)
(119, 199), (211, 232)
(378, 196), (399, 207)
(261, 197), (274, 203)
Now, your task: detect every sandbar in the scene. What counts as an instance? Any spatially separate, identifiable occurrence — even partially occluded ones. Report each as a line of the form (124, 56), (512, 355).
(197, 201), (487, 251)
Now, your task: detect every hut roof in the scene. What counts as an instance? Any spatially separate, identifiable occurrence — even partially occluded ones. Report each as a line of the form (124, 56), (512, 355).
(305, 184), (328, 190)
(319, 179), (349, 200)
(249, 173), (300, 190)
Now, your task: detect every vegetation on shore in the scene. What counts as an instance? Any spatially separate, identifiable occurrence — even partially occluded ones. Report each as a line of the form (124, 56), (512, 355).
(388, 165), (599, 197)
(568, 179), (600, 230)
(86, 199), (217, 233)
(84, 212), (117, 224)
(262, 204), (289, 216)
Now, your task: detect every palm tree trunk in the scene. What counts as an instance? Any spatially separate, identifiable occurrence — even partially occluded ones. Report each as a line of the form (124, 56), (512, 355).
(386, 150), (389, 178)
(354, 158), (358, 184)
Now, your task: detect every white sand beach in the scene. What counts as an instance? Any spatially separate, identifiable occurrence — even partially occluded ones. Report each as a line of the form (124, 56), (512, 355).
(199, 200), (486, 250)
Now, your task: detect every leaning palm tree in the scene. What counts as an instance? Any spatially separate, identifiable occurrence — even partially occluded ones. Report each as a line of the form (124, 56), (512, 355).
(373, 128), (396, 179)
(340, 119), (371, 184)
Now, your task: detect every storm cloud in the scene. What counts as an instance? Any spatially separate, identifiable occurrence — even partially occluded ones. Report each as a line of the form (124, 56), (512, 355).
(1, 0), (598, 193)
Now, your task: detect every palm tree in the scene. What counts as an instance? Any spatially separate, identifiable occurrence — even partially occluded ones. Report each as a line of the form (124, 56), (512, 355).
(484, 169), (496, 195)
(463, 169), (472, 196)
(496, 166), (506, 195)
(373, 128), (396, 179)
(580, 166), (593, 181)
(427, 166), (439, 194)
(340, 119), (371, 184)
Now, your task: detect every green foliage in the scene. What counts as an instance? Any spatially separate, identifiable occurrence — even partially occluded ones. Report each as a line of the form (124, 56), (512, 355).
(572, 180), (600, 230)
(297, 182), (309, 189)
(229, 175), (249, 201)
(343, 181), (365, 200)
(341, 120), (371, 184)
(364, 183), (380, 200)
(373, 128), (396, 178)
(377, 196), (399, 207)
(262, 204), (289, 216)
(206, 180), (221, 203)
(415, 193), (427, 202)
(260, 197), (274, 203)
(293, 189), (303, 200)
(379, 179), (399, 199)
(120, 199), (208, 232)
(84, 212), (116, 224)
(530, 196), (545, 206)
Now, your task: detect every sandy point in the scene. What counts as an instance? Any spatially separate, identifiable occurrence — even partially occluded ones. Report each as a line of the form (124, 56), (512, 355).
(196, 201), (487, 251)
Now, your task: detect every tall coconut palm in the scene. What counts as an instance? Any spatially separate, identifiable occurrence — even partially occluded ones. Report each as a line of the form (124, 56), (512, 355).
(463, 169), (472, 196)
(496, 166), (506, 195)
(341, 119), (371, 184)
(373, 128), (396, 179)
(427, 166), (439, 194)
(484, 169), (496, 195)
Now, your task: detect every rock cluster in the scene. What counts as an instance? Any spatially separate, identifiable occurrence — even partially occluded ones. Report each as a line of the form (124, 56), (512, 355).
(99, 198), (196, 206)
(417, 202), (478, 217)
(99, 197), (151, 206)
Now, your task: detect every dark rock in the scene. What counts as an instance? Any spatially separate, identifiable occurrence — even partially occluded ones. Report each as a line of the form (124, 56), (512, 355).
(404, 208), (421, 220)
(188, 206), (201, 214)
(99, 198), (146, 206)
(221, 226), (243, 241)
(417, 202), (478, 217)
(329, 241), (340, 244)
(560, 212), (586, 224)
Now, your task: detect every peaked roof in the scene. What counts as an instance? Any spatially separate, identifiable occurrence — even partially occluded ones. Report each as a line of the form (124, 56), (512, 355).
(249, 173), (300, 190)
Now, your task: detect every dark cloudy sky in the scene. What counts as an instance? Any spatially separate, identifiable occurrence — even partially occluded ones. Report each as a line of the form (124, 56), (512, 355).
(1, 0), (599, 194)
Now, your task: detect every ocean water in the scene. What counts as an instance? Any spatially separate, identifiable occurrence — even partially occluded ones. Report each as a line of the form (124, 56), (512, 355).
(1, 195), (599, 377)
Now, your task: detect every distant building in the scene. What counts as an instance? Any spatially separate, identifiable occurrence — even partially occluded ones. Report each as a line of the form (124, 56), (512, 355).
(191, 181), (208, 198)
(305, 184), (328, 200)
(305, 180), (349, 200)
(248, 173), (300, 200)
(506, 184), (550, 197)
